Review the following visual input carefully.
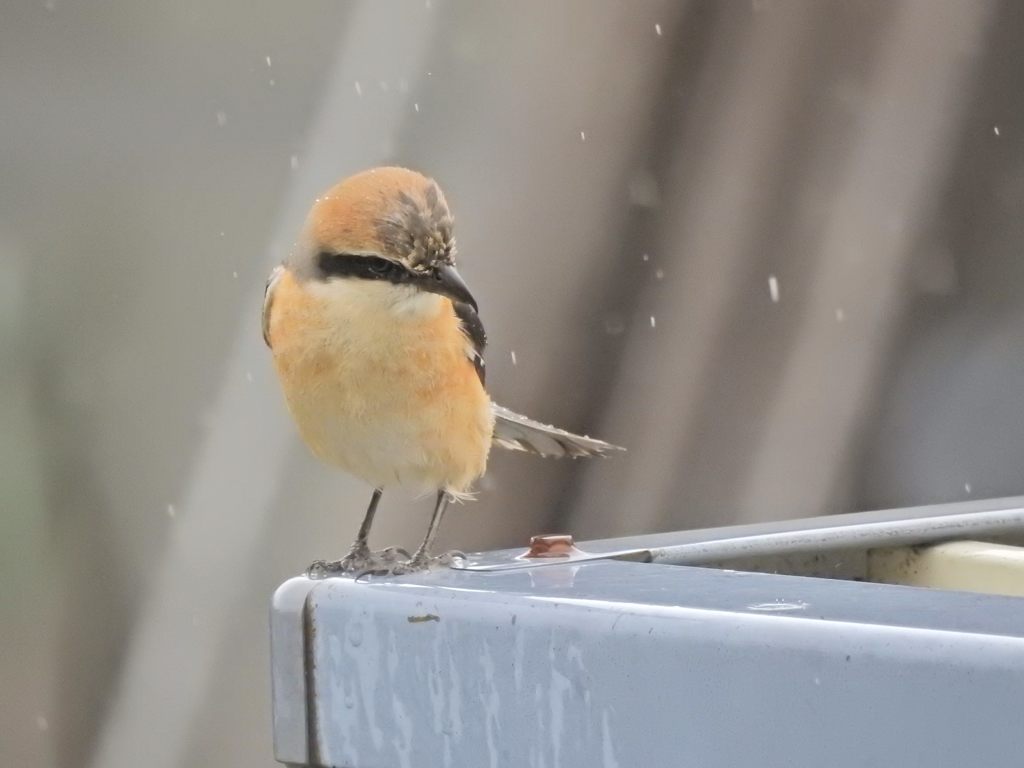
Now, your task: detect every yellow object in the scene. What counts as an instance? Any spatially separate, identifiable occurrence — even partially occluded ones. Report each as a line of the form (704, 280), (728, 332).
(868, 540), (1024, 597)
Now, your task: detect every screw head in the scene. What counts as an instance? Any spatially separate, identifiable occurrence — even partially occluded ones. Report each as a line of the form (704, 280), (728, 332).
(524, 534), (580, 559)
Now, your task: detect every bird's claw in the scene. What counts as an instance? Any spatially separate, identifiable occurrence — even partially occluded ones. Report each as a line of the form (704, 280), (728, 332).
(307, 546), (415, 579)
(306, 558), (343, 578)
(433, 549), (467, 567)
(373, 546), (411, 564)
(353, 549), (467, 580)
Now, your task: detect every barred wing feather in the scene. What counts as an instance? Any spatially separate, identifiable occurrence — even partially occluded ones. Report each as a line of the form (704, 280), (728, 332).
(491, 404), (624, 458)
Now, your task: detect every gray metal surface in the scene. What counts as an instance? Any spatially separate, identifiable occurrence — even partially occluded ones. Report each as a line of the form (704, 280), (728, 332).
(272, 549), (1024, 767)
(455, 495), (1024, 573)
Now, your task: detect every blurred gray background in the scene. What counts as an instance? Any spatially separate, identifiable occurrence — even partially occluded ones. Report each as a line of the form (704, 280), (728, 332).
(3, 0), (1023, 765)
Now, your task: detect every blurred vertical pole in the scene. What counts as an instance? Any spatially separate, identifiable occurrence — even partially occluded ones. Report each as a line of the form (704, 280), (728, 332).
(570, 0), (996, 534)
(0, 239), (56, 767)
(734, 0), (996, 521)
(86, 4), (439, 768)
(569, 1), (826, 536)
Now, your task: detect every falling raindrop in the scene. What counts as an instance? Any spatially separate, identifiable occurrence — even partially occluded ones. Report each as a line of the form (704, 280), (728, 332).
(994, 125), (1000, 136)
(965, 482), (972, 494)
(354, 80), (363, 97)
(649, 316), (656, 328)
(510, 350), (517, 365)
(414, 102), (420, 113)
(580, 130), (586, 142)
(654, 23), (662, 36)
(655, 268), (665, 280)
(215, 110), (227, 127)
(166, 504), (176, 518)
(265, 55), (272, 68)
(232, 271), (238, 279)
(768, 274), (780, 303)
(290, 155), (299, 170)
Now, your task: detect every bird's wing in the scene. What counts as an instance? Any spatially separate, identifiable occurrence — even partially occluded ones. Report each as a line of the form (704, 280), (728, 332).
(492, 404), (624, 458)
(261, 264), (285, 348)
(452, 299), (486, 385)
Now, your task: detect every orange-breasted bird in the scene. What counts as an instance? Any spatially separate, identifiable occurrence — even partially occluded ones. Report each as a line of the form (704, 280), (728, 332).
(262, 167), (622, 574)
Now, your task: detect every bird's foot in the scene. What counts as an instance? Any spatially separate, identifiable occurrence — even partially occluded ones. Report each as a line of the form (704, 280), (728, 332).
(306, 547), (413, 580)
(355, 549), (467, 579)
(369, 546), (411, 567)
(306, 543), (384, 578)
(306, 557), (363, 579)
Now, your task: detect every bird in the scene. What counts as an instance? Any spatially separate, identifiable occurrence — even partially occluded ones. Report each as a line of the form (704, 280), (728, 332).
(262, 166), (622, 575)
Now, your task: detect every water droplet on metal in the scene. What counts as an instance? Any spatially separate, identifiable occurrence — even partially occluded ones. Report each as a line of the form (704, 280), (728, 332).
(747, 599), (808, 612)
(348, 622), (364, 647)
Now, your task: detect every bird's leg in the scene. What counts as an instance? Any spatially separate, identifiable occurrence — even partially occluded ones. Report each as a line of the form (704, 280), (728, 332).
(307, 488), (383, 576)
(409, 490), (451, 567)
(350, 491), (464, 578)
(373, 489), (466, 574)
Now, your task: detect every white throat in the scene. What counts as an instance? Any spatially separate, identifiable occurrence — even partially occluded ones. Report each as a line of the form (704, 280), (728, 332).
(308, 278), (445, 321)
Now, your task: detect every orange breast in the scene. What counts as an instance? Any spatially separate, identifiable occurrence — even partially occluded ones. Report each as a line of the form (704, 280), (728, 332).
(267, 270), (494, 494)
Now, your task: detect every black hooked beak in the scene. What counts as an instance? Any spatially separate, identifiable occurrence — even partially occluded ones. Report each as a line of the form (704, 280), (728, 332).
(425, 263), (477, 312)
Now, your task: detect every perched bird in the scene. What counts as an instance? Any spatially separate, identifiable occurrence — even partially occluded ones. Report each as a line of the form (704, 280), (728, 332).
(263, 167), (622, 574)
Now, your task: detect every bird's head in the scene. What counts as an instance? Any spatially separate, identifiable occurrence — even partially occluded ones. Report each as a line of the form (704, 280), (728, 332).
(289, 166), (476, 311)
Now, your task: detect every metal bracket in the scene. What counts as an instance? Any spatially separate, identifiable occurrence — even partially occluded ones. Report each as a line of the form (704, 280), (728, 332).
(451, 533), (653, 572)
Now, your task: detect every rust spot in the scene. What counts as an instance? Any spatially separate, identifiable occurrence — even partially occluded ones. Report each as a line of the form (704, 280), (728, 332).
(523, 534), (582, 559)
(407, 614), (440, 623)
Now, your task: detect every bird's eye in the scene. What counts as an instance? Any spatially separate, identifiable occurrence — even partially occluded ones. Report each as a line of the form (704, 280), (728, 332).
(368, 258), (394, 276)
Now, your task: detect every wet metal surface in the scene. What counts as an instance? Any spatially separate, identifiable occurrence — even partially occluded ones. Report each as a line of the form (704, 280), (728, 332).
(454, 495), (1024, 575)
(273, 553), (1024, 767)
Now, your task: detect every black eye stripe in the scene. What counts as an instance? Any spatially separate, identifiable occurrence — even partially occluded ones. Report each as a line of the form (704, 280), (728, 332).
(316, 252), (412, 284)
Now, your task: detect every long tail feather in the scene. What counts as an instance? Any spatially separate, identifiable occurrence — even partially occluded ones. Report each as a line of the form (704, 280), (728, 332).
(491, 404), (624, 458)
